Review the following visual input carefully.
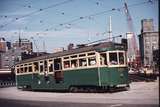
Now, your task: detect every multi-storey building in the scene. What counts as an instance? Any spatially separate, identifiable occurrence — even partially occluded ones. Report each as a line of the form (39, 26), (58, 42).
(12, 38), (33, 53)
(0, 38), (33, 69)
(0, 38), (7, 52)
(138, 19), (159, 66)
(1, 47), (22, 69)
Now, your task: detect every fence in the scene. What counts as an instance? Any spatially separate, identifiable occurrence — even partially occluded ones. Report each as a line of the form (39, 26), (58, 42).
(0, 81), (16, 88)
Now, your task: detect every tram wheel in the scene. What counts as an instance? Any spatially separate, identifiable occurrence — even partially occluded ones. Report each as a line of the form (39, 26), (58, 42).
(125, 84), (130, 91)
(69, 86), (78, 93)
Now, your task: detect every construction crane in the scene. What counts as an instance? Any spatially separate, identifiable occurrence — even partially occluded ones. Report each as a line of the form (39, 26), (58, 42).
(123, 0), (141, 69)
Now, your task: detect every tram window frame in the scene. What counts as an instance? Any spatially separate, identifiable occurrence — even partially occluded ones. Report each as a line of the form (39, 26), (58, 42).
(54, 58), (62, 71)
(71, 59), (78, 68)
(100, 53), (107, 65)
(109, 52), (118, 65)
(79, 58), (87, 67)
(88, 57), (96, 66)
(40, 65), (43, 73)
(87, 52), (95, 56)
(24, 66), (28, 72)
(39, 61), (44, 73)
(28, 66), (32, 72)
(48, 59), (53, 72)
(64, 60), (70, 68)
(48, 63), (53, 72)
(119, 52), (125, 65)
(64, 56), (69, 60)
(17, 68), (20, 73)
(71, 55), (77, 58)
(20, 67), (24, 73)
(44, 60), (48, 72)
(33, 62), (39, 72)
(79, 54), (86, 57)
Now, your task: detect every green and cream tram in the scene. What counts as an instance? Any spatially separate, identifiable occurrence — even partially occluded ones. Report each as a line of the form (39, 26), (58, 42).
(15, 42), (130, 92)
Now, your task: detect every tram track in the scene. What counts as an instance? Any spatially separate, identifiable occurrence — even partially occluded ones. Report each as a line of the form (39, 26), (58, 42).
(129, 74), (157, 82)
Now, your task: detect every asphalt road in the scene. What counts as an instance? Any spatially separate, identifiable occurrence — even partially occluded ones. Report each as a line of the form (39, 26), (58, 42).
(0, 80), (159, 107)
(0, 99), (158, 107)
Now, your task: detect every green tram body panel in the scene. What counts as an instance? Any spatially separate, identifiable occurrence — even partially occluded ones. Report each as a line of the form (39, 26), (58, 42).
(16, 67), (129, 90)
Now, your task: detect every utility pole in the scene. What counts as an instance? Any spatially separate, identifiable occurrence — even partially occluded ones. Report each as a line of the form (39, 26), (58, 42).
(18, 29), (21, 47)
(43, 40), (46, 52)
(108, 16), (113, 42)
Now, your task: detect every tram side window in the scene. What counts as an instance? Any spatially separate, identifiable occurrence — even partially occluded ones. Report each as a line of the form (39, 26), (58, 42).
(40, 62), (44, 73)
(24, 66), (28, 72)
(28, 66), (32, 72)
(71, 60), (78, 68)
(109, 52), (118, 65)
(88, 57), (96, 66)
(49, 63), (53, 72)
(100, 53), (107, 65)
(119, 52), (125, 65)
(33, 62), (39, 72)
(44, 60), (48, 72)
(79, 58), (87, 67)
(64, 60), (70, 68)
(54, 58), (62, 70)
(20, 67), (24, 73)
(17, 68), (20, 73)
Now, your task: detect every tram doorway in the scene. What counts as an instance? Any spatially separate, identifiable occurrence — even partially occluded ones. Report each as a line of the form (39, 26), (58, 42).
(54, 58), (63, 83)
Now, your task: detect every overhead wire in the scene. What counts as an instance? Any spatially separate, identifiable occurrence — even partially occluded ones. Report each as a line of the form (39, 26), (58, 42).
(45, 0), (153, 32)
(0, 0), (74, 29)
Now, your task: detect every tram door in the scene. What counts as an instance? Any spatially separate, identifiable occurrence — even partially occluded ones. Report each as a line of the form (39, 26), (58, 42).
(54, 58), (63, 83)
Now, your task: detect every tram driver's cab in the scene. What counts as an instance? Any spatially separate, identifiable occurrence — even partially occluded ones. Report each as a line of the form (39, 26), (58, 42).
(99, 50), (127, 67)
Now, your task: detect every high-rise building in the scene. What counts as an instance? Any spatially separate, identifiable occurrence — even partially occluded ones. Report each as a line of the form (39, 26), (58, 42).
(141, 19), (154, 32)
(138, 19), (159, 66)
(0, 38), (7, 52)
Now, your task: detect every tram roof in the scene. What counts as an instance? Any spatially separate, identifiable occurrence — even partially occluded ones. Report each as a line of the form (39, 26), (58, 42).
(16, 42), (125, 65)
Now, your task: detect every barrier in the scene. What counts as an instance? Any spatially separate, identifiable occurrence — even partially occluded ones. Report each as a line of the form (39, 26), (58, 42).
(0, 81), (16, 88)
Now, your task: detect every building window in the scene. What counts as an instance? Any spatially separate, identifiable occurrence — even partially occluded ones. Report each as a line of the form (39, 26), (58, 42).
(145, 45), (150, 49)
(145, 50), (149, 54)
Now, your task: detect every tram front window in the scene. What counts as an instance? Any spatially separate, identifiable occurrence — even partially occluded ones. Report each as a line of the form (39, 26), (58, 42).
(109, 52), (118, 65)
(109, 51), (125, 66)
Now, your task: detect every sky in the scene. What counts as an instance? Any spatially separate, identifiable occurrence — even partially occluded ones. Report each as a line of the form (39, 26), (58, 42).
(0, 0), (158, 53)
